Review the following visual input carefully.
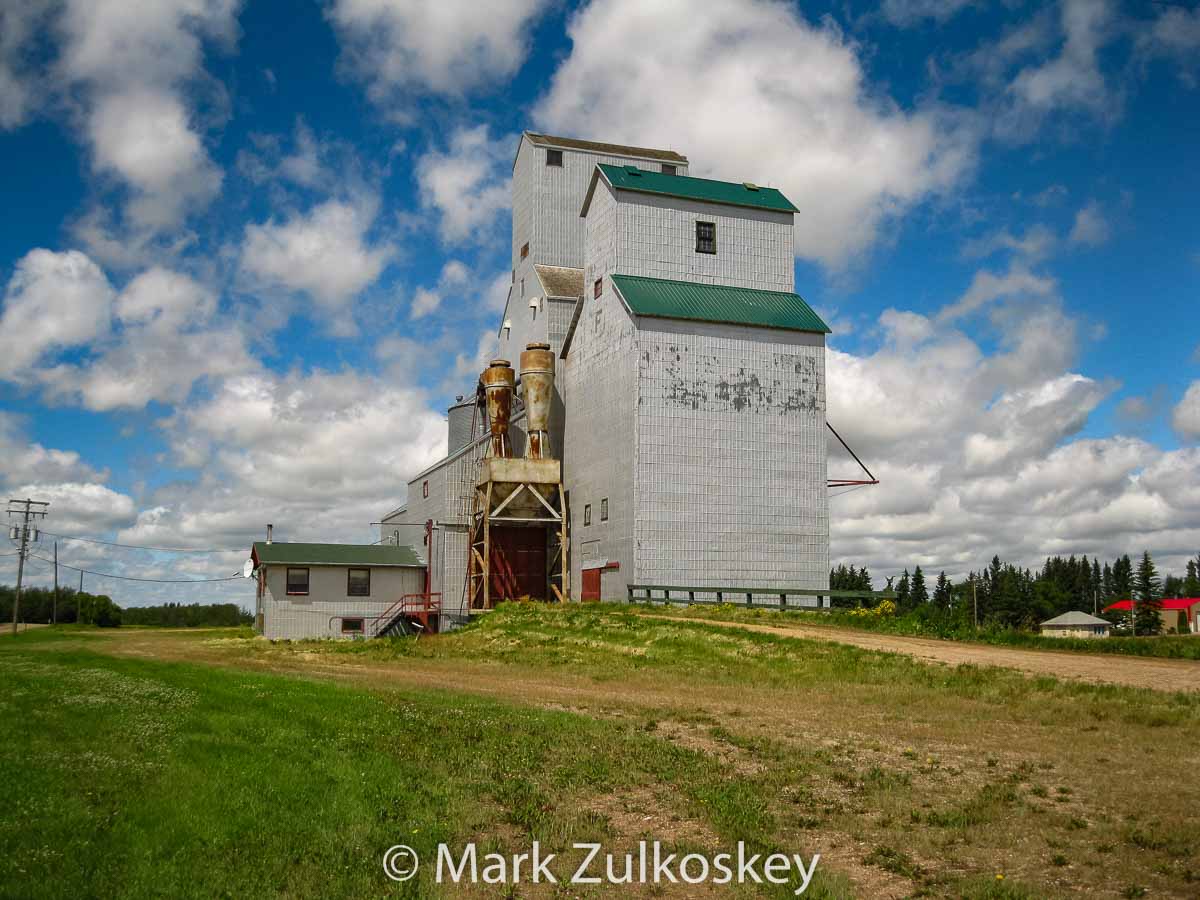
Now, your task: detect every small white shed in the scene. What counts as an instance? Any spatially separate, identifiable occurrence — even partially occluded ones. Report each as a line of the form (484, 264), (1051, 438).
(1040, 610), (1110, 639)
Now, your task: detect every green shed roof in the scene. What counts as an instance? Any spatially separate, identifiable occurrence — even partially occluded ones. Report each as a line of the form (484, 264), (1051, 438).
(590, 164), (798, 214)
(611, 275), (831, 334)
(252, 542), (425, 568)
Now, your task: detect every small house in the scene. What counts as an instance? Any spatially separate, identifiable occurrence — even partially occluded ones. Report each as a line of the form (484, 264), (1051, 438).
(1039, 611), (1110, 638)
(251, 541), (426, 640)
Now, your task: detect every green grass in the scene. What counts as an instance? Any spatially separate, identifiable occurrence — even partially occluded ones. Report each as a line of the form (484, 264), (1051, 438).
(632, 601), (1200, 660)
(0, 634), (849, 899)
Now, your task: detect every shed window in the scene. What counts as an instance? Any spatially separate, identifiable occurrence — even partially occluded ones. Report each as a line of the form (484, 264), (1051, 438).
(593, 277), (602, 298)
(422, 480), (429, 498)
(695, 221), (716, 254)
(520, 242), (529, 259)
(661, 164), (677, 175)
(584, 504), (592, 526)
(286, 568), (309, 596)
(341, 618), (364, 634)
(546, 149), (563, 167)
(347, 568), (370, 597)
(600, 498), (609, 522)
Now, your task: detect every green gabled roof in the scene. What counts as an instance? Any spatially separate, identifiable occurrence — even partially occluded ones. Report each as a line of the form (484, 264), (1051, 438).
(593, 163), (798, 214)
(252, 542), (425, 568)
(610, 275), (830, 334)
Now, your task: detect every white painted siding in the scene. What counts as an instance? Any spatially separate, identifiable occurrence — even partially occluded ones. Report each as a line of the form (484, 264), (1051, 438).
(261, 564), (425, 640)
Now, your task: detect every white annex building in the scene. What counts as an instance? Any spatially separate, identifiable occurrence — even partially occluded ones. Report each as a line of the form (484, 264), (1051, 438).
(383, 132), (831, 618)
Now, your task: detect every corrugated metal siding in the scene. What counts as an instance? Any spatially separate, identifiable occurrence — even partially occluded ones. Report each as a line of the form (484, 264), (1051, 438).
(611, 275), (830, 333)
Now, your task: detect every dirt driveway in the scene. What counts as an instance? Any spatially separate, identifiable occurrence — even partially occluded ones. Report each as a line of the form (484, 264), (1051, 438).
(636, 613), (1200, 692)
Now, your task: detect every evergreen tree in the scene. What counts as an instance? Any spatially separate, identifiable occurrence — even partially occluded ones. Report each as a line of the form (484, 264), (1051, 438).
(933, 571), (951, 608)
(1133, 551), (1163, 636)
(1102, 562), (1115, 602)
(910, 566), (928, 606)
(1184, 558), (1200, 598)
(895, 570), (911, 611)
(1113, 555), (1134, 600)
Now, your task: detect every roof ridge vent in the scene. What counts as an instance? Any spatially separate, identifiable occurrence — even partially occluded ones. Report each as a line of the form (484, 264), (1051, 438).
(743, 182), (759, 191)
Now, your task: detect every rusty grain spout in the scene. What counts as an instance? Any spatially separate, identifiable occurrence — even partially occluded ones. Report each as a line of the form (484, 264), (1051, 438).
(481, 359), (515, 458)
(519, 343), (555, 460)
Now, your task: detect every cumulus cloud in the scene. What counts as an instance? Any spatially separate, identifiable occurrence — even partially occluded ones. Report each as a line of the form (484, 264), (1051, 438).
(879, 0), (976, 27)
(0, 249), (115, 379)
(414, 126), (513, 244)
(535, 0), (976, 268)
(1007, 0), (1115, 116)
(1174, 382), (1200, 441)
(55, 0), (240, 231)
(1136, 5), (1200, 84)
(962, 224), (1057, 262)
(1068, 200), (1111, 246)
(327, 0), (550, 104)
(827, 297), (1200, 578)
(239, 197), (393, 322)
(937, 262), (1056, 322)
(0, 1), (55, 129)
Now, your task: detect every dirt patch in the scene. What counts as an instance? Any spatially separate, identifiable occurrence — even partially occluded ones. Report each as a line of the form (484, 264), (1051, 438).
(636, 613), (1200, 692)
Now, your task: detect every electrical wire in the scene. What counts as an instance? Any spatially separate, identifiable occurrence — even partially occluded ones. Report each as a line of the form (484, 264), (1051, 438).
(38, 531), (233, 554)
(27, 553), (243, 584)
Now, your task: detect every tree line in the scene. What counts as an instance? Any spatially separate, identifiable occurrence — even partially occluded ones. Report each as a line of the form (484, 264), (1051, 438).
(832, 550), (1200, 635)
(0, 586), (251, 628)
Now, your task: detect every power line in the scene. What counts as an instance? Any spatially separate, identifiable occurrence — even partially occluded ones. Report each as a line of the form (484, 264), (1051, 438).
(27, 553), (242, 584)
(39, 530), (234, 554)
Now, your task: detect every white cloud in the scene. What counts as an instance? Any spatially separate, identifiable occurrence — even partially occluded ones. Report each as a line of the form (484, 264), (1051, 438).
(327, 0), (550, 103)
(1068, 200), (1110, 246)
(880, 0), (975, 27)
(535, 0), (976, 267)
(962, 224), (1057, 262)
(239, 197), (393, 321)
(0, 249), (114, 379)
(938, 262), (1057, 322)
(1174, 382), (1200, 441)
(415, 126), (513, 244)
(0, 1), (55, 129)
(827, 297), (1200, 579)
(54, 0), (240, 231)
(1136, 5), (1200, 84)
(410, 288), (442, 320)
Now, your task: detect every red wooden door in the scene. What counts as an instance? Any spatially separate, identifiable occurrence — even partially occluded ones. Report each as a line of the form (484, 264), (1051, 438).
(489, 527), (547, 601)
(581, 568), (601, 601)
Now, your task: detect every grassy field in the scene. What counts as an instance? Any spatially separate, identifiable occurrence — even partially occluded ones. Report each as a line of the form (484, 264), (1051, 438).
(630, 601), (1200, 660)
(3, 606), (1198, 898)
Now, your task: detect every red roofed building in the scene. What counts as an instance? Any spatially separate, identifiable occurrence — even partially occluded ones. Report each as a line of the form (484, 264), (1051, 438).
(1105, 598), (1200, 634)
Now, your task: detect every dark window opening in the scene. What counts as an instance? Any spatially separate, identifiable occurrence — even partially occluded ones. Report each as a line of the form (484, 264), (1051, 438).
(520, 242), (529, 259)
(661, 164), (677, 175)
(422, 480), (429, 498)
(695, 221), (717, 254)
(546, 149), (563, 167)
(341, 618), (364, 634)
(584, 504), (592, 526)
(600, 498), (608, 521)
(593, 277), (602, 298)
(286, 567), (309, 596)
(347, 568), (371, 597)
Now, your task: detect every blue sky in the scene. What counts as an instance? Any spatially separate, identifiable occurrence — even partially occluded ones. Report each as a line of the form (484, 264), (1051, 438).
(0, 0), (1198, 605)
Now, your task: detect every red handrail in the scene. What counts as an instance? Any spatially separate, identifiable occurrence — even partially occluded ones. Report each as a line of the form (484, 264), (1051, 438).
(368, 592), (442, 637)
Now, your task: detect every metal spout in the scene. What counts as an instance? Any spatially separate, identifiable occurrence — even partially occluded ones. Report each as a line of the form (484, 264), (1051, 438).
(481, 359), (515, 458)
(519, 342), (555, 459)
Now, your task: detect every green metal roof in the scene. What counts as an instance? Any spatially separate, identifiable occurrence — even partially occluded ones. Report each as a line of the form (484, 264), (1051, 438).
(595, 163), (798, 214)
(611, 275), (831, 334)
(252, 542), (424, 568)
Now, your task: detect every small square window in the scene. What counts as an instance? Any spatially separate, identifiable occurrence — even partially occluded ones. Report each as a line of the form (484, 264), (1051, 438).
(593, 277), (602, 299)
(347, 568), (370, 597)
(546, 149), (563, 167)
(695, 221), (716, 254)
(584, 504), (592, 526)
(520, 242), (529, 259)
(341, 618), (364, 634)
(286, 567), (309, 596)
(600, 498), (608, 521)
(422, 480), (429, 498)
(661, 164), (676, 175)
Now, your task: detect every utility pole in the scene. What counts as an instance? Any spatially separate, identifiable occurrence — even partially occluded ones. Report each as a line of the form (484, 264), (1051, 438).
(7, 498), (50, 636)
(78, 568), (84, 623)
(972, 576), (978, 631)
(53, 541), (59, 625)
